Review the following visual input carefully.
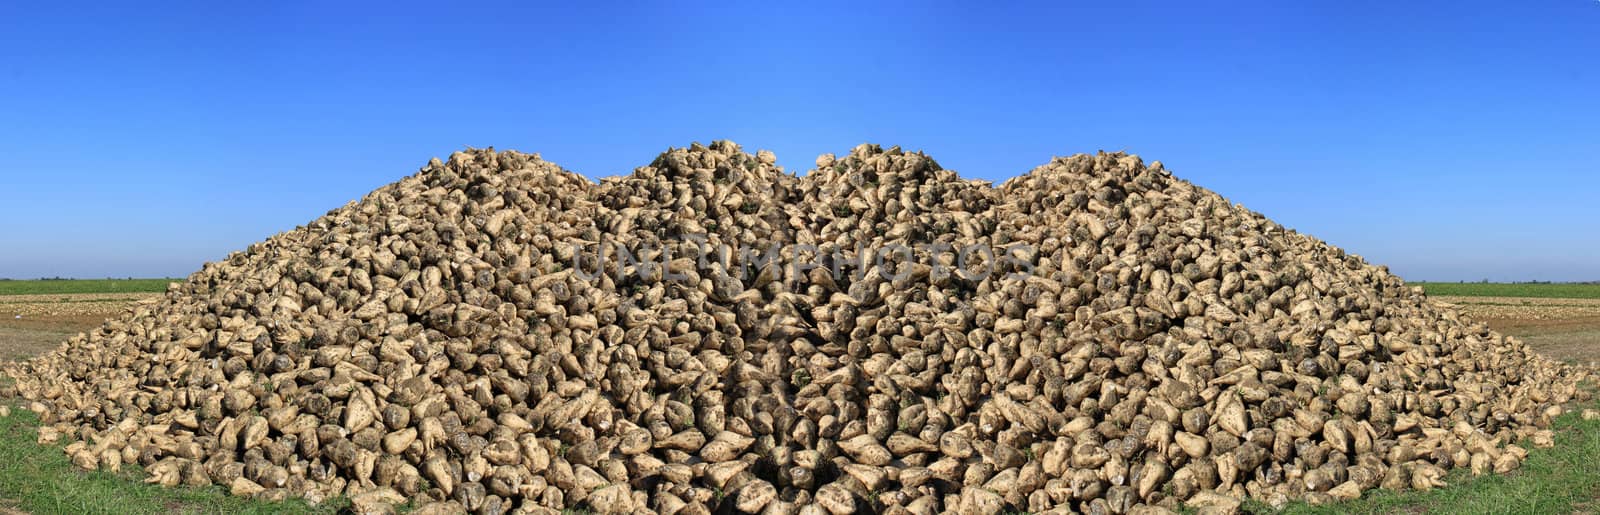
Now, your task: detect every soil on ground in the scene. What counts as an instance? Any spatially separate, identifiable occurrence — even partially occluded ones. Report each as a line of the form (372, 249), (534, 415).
(0, 314), (117, 361)
(1433, 295), (1600, 364)
(0, 292), (160, 318)
(0, 293), (160, 361)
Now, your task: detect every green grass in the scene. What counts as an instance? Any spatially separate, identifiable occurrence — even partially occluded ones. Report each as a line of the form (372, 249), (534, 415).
(1411, 282), (1600, 300)
(0, 279), (178, 296)
(0, 405), (340, 514)
(1253, 392), (1600, 514)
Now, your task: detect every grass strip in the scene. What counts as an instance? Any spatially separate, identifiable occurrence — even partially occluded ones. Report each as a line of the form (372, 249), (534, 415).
(1413, 282), (1600, 300)
(1254, 391), (1600, 514)
(0, 405), (343, 514)
(0, 280), (178, 296)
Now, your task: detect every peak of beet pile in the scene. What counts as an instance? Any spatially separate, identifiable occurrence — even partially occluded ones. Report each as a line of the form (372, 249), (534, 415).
(4, 141), (1590, 514)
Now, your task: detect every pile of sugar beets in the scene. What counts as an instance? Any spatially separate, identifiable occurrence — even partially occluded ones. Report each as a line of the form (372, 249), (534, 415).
(4, 141), (1590, 514)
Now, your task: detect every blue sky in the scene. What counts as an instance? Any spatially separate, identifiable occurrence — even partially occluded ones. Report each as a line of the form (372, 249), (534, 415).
(1, 1), (1596, 281)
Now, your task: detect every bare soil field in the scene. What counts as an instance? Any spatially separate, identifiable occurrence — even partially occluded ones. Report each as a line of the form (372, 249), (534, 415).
(1433, 295), (1600, 363)
(0, 293), (161, 317)
(0, 294), (158, 361)
(0, 316), (107, 361)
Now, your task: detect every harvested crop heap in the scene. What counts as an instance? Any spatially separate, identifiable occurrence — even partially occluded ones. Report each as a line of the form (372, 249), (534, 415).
(5, 142), (1590, 514)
